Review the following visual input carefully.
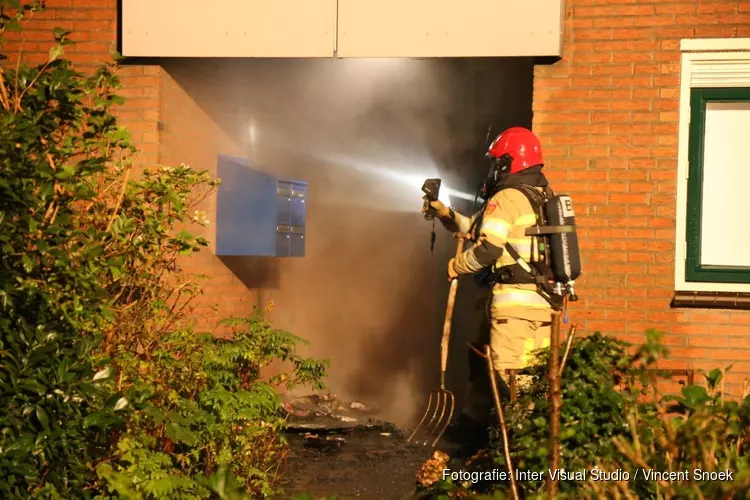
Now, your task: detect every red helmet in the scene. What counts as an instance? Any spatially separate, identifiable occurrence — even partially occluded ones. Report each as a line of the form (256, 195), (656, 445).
(487, 127), (544, 174)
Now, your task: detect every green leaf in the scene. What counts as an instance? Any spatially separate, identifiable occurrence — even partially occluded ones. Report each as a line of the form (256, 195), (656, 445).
(48, 44), (64, 61)
(705, 368), (723, 389)
(52, 27), (71, 39)
(681, 385), (711, 407)
(21, 254), (34, 272)
(86, 245), (103, 258)
(165, 422), (197, 446)
(83, 411), (123, 430)
(36, 405), (50, 431)
(18, 379), (46, 395)
(55, 165), (76, 180)
(142, 406), (165, 425)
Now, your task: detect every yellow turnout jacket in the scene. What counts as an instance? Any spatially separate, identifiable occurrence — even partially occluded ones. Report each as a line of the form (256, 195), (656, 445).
(445, 187), (552, 322)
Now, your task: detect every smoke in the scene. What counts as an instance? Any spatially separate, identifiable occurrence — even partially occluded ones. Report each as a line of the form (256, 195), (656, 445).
(158, 56), (533, 425)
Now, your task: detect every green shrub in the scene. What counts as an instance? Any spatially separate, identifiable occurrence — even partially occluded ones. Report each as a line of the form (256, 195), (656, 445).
(420, 331), (750, 500)
(1, 3), (328, 498)
(595, 366), (750, 499)
(95, 310), (328, 499)
(0, 4), (127, 496)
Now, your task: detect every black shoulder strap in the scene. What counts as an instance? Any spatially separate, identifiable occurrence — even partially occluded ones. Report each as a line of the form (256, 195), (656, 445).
(499, 186), (550, 275)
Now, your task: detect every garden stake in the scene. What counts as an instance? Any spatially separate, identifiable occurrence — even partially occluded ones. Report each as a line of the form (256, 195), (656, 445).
(485, 345), (520, 500)
(559, 323), (578, 376)
(547, 310), (562, 498)
(408, 234), (466, 447)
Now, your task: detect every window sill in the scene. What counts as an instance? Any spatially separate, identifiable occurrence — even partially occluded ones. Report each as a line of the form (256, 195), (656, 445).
(671, 291), (750, 310)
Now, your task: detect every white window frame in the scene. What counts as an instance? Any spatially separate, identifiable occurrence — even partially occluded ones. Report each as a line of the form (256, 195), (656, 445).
(675, 38), (750, 293)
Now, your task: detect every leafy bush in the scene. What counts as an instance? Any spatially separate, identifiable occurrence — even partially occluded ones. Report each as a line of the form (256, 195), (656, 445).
(595, 367), (750, 499)
(420, 331), (750, 499)
(96, 309), (328, 499)
(0, 4), (128, 496)
(1, 2), (328, 498)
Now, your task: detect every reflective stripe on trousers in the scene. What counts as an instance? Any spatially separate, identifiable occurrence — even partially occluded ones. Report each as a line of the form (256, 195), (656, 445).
(491, 288), (551, 309)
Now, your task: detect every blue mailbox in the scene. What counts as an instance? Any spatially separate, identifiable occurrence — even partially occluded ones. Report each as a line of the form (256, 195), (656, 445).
(216, 154), (306, 257)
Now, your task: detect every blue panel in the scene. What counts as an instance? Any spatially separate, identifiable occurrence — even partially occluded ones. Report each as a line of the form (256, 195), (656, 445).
(276, 194), (291, 226)
(216, 155), (277, 256)
(290, 233), (305, 257)
(215, 154), (308, 258)
(275, 231), (291, 257)
(291, 197), (306, 226)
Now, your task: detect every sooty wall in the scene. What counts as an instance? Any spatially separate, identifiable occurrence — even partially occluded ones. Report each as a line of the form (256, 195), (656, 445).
(158, 57), (533, 425)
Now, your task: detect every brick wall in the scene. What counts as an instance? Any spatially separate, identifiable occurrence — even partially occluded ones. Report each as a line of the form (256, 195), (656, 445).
(532, 0), (750, 394)
(2, 0), (161, 166)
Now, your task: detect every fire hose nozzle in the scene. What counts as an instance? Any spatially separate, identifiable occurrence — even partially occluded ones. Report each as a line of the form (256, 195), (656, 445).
(422, 178), (441, 220)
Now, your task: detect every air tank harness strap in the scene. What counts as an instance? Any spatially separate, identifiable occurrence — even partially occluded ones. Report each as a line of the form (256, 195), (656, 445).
(500, 242), (563, 311)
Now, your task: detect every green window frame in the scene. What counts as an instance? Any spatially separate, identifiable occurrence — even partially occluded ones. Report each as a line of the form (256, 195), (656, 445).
(686, 87), (750, 284)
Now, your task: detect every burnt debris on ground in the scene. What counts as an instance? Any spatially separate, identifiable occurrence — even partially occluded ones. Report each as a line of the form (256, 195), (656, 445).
(278, 394), (434, 500)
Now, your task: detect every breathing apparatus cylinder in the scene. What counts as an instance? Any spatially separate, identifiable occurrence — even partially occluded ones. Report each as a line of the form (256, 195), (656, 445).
(542, 194), (582, 300)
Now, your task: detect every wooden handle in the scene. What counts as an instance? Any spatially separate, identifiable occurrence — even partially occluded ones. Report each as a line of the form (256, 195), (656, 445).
(439, 237), (465, 388)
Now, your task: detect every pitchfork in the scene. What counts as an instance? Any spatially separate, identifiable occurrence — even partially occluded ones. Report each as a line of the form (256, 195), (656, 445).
(408, 234), (467, 447)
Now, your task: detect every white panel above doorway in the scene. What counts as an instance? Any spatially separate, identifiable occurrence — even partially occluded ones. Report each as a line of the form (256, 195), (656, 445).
(121, 0), (337, 58)
(336, 0), (564, 58)
(120, 0), (564, 58)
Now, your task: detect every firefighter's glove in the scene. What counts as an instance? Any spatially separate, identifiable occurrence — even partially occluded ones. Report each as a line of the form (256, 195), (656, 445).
(447, 258), (459, 282)
(422, 197), (450, 219)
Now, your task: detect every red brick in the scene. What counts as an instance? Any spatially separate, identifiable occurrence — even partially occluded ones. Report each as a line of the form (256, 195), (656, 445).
(729, 314), (750, 325)
(633, 16), (676, 27)
(573, 77), (614, 87)
(616, 52), (655, 63)
(594, 17), (635, 28)
(593, 64), (634, 76)
(591, 90), (632, 102)
(711, 325), (750, 336)
(610, 193), (649, 204)
(613, 76), (654, 87)
(627, 275), (654, 286)
(711, 350), (750, 361)
(608, 310), (647, 321)
(689, 336), (729, 348)
(552, 88), (594, 99)
(698, 3), (737, 14)
(670, 323), (709, 335)
(730, 337), (750, 348)
(611, 100), (651, 111)
(607, 263), (648, 275)
(587, 321), (627, 333)
(613, 5), (656, 16)
(670, 348), (710, 359)
(571, 146), (610, 157)
(575, 29), (615, 40)
(629, 206), (655, 216)
(588, 228), (628, 238)
(657, 4), (696, 15)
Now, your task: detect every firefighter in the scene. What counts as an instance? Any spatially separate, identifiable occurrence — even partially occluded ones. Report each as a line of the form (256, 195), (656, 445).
(423, 126), (553, 449)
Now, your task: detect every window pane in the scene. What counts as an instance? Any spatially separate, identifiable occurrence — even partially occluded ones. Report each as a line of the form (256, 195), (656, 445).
(700, 101), (750, 267)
